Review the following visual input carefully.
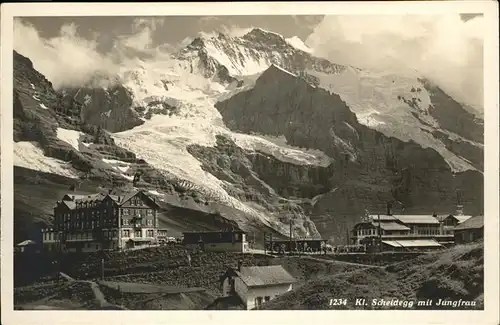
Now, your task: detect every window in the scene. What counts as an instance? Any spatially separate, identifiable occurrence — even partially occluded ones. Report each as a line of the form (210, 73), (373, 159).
(235, 233), (240, 240)
(255, 297), (263, 309)
(147, 230), (154, 237)
(135, 230), (142, 238)
(264, 296), (271, 302)
(123, 218), (129, 225)
(147, 209), (152, 216)
(122, 230), (130, 238)
(147, 219), (152, 226)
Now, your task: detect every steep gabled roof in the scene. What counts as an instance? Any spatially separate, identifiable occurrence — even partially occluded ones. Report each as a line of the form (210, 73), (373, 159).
(62, 201), (76, 210)
(440, 214), (473, 224)
(58, 191), (160, 210)
(116, 190), (161, 209)
(454, 215), (473, 224)
(454, 215), (484, 230)
(236, 265), (296, 288)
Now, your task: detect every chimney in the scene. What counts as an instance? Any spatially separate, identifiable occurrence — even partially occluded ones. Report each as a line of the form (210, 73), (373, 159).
(108, 188), (113, 194)
(456, 205), (464, 216)
(237, 259), (242, 272)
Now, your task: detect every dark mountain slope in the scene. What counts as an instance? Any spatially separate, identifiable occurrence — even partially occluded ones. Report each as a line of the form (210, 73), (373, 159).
(215, 65), (484, 240)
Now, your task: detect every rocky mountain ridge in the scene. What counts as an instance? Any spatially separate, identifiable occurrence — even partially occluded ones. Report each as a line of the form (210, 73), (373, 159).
(215, 64), (483, 236)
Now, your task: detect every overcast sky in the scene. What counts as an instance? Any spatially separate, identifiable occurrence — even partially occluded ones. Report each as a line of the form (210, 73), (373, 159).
(14, 14), (484, 111)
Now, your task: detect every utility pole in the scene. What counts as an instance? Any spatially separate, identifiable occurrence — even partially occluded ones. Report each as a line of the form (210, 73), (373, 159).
(378, 214), (382, 253)
(263, 233), (266, 255)
(101, 258), (104, 280)
(345, 215), (349, 246)
(270, 233), (273, 254)
(289, 218), (293, 256)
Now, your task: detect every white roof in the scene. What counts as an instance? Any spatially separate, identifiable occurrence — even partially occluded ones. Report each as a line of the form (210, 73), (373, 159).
(368, 215), (397, 221)
(382, 239), (442, 248)
(391, 215), (440, 224)
(16, 240), (36, 246)
(455, 215), (473, 223)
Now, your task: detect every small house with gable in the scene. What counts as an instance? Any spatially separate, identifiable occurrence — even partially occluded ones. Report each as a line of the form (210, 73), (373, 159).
(220, 263), (296, 310)
(454, 215), (484, 244)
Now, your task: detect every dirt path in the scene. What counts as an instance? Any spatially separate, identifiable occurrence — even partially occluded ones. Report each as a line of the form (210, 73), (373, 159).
(59, 272), (127, 310)
(301, 255), (385, 269)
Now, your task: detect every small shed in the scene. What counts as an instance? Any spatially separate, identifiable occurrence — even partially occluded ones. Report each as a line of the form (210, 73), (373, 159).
(454, 215), (484, 244)
(15, 240), (38, 253)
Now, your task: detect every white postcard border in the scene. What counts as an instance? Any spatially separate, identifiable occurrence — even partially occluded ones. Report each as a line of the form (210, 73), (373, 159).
(1, 2), (498, 325)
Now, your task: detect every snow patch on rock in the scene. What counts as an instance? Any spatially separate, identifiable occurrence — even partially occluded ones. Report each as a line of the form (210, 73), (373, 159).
(14, 141), (79, 178)
(56, 128), (82, 152)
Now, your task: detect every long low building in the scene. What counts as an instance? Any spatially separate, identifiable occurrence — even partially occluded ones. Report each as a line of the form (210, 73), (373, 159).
(351, 211), (454, 252)
(182, 229), (249, 252)
(264, 239), (327, 253)
(381, 239), (443, 252)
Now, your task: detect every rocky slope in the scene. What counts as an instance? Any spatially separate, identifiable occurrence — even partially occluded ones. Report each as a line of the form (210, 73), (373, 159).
(215, 65), (484, 237)
(263, 243), (484, 310)
(13, 27), (484, 243)
(12, 50), (319, 242)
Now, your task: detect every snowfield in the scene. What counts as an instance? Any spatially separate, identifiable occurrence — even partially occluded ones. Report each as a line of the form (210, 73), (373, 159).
(286, 36), (313, 53)
(14, 141), (79, 178)
(112, 53), (334, 227)
(310, 68), (478, 172)
(109, 30), (482, 225)
(56, 128), (83, 152)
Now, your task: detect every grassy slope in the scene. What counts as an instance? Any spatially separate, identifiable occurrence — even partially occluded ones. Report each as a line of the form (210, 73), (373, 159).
(263, 243), (484, 310)
(14, 166), (269, 242)
(15, 245), (369, 310)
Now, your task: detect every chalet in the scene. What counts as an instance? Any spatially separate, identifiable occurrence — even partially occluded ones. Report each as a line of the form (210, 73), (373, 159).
(454, 215), (484, 244)
(41, 190), (161, 253)
(439, 207), (473, 236)
(220, 262), (296, 310)
(351, 212), (447, 252)
(182, 229), (248, 252)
